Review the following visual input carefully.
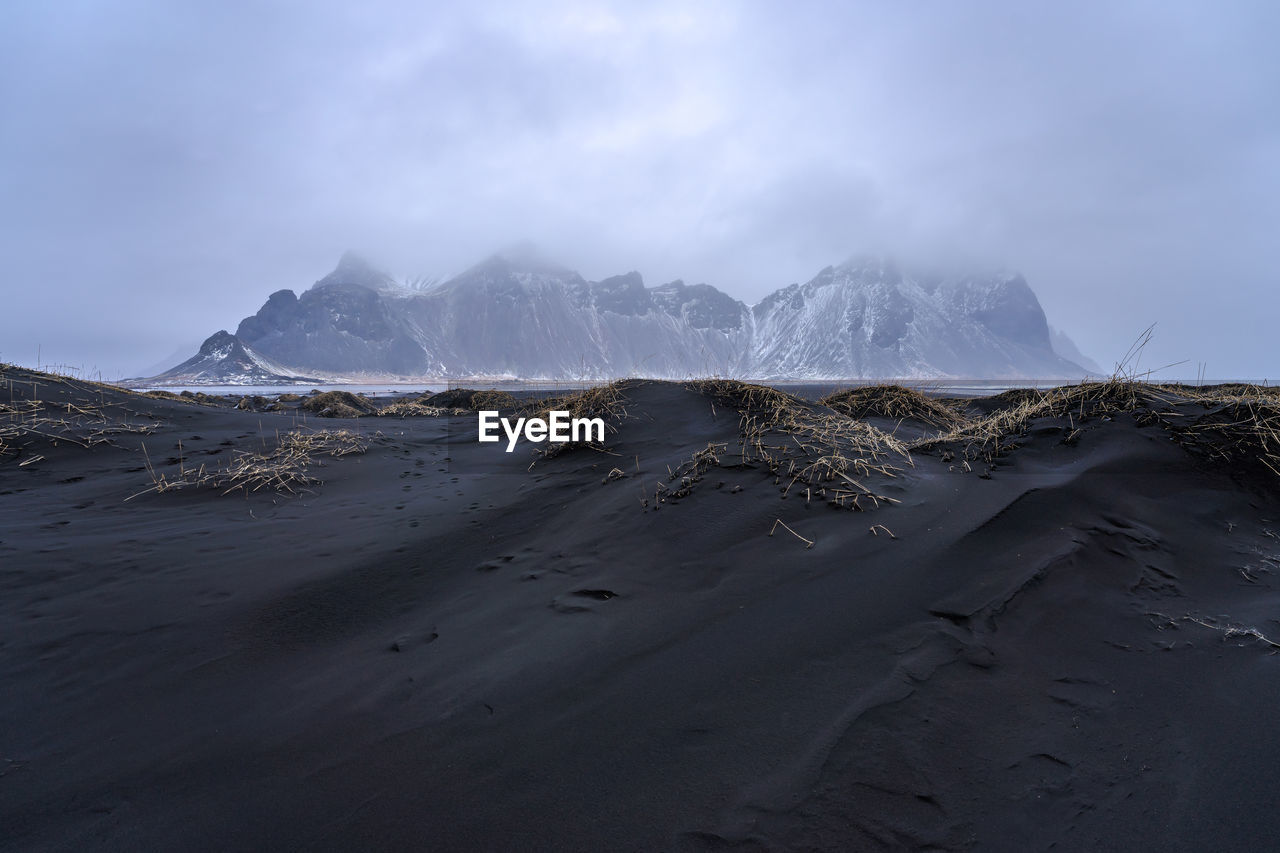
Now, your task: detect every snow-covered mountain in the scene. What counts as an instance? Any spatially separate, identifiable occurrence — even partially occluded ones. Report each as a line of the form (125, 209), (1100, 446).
(748, 257), (1084, 378)
(221, 251), (752, 380)
(400, 255), (752, 378)
(145, 331), (318, 385)
(142, 250), (1096, 384)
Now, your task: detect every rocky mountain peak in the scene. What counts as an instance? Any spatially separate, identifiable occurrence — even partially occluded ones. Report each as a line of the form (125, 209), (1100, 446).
(313, 252), (398, 292)
(591, 272), (649, 314)
(197, 330), (238, 354)
(651, 280), (747, 332)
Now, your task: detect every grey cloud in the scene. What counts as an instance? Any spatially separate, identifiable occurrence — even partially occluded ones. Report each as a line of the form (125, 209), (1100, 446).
(1, 0), (1277, 378)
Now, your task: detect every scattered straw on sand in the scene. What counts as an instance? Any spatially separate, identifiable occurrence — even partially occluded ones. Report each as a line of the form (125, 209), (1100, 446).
(1, 398), (159, 464)
(129, 428), (368, 499)
(1151, 611), (1280, 652)
(770, 518), (814, 549)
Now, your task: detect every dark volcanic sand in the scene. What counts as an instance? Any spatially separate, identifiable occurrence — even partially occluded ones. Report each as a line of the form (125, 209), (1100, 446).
(2, 368), (1279, 851)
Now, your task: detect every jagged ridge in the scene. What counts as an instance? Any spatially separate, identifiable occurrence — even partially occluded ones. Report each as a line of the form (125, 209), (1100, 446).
(147, 251), (1095, 383)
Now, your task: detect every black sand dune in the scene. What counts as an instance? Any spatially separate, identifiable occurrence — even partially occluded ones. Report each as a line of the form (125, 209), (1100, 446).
(2, 367), (1280, 851)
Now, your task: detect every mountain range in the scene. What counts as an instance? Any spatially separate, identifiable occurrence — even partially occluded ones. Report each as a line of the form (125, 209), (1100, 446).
(143, 249), (1101, 383)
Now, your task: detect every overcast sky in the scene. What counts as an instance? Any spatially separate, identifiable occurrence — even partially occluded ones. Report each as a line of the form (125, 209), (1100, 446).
(2, 0), (1277, 379)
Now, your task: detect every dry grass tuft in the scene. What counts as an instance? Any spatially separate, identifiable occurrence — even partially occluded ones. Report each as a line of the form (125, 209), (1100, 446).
(1172, 398), (1280, 479)
(914, 378), (1158, 457)
(661, 441), (729, 499)
(1155, 383), (1280, 407)
(820, 385), (968, 430)
(472, 389), (519, 410)
(911, 376), (1280, 483)
(686, 379), (909, 511)
(376, 399), (454, 418)
(525, 380), (637, 459)
(130, 428), (368, 498)
(526, 380), (634, 421)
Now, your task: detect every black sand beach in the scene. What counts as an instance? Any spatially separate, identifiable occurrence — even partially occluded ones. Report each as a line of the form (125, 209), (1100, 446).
(3, 366), (1280, 851)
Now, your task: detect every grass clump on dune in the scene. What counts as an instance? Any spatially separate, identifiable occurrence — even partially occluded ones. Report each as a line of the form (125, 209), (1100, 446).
(912, 375), (1280, 483)
(378, 387), (520, 418)
(526, 380), (634, 421)
(913, 377), (1159, 456)
(689, 379), (909, 466)
(1172, 397), (1280, 479)
(299, 391), (379, 418)
(687, 379), (909, 511)
(820, 385), (968, 430)
(421, 388), (518, 410)
(525, 380), (637, 459)
(377, 399), (452, 418)
(472, 389), (519, 410)
(1163, 383), (1280, 476)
